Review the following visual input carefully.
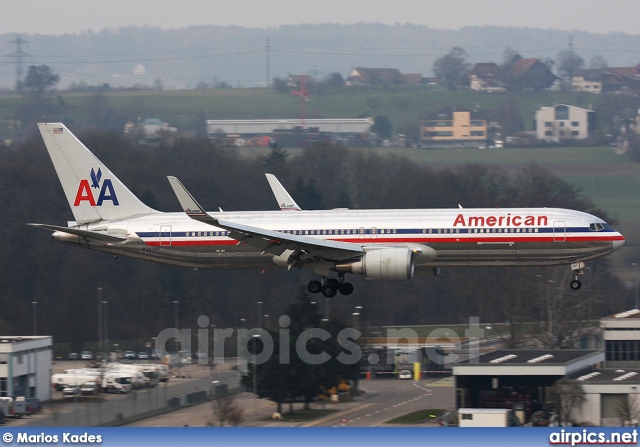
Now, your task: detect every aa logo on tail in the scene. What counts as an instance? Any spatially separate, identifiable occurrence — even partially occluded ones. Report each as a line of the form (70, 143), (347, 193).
(74, 167), (119, 206)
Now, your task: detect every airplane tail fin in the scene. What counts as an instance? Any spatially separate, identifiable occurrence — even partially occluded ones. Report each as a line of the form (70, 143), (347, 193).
(38, 123), (156, 224)
(265, 173), (302, 211)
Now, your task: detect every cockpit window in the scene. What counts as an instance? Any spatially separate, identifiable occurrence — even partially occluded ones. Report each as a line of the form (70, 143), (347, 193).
(589, 223), (610, 231)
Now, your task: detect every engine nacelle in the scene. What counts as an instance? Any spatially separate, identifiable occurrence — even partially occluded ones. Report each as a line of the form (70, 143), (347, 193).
(335, 248), (415, 280)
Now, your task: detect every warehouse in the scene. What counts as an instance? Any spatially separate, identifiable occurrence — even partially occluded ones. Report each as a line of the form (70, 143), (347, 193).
(0, 336), (52, 402)
(453, 349), (604, 424)
(206, 118), (373, 137)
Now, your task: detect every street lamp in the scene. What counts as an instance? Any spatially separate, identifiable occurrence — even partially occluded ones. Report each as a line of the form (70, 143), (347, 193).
(354, 306), (363, 330)
(252, 333), (261, 424)
(632, 263), (638, 309)
(257, 301), (263, 328)
(210, 380), (219, 399)
(31, 301), (38, 335)
(173, 301), (180, 353)
(102, 301), (109, 353)
(97, 287), (103, 354)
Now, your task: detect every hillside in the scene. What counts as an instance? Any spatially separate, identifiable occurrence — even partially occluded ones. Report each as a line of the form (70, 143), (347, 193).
(1, 23), (639, 90)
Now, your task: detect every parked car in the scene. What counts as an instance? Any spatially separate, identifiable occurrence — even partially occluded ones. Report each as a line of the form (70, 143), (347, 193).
(123, 351), (137, 360)
(137, 352), (149, 360)
(62, 385), (81, 395)
(80, 351), (93, 360)
(68, 352), (79, 360)
(80, 382), (98, 396)
(398, 369), (412, 380)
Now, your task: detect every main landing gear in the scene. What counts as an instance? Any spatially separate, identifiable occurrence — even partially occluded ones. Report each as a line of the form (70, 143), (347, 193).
(308, 275), (354, 298)
(570, 262), (585, 291)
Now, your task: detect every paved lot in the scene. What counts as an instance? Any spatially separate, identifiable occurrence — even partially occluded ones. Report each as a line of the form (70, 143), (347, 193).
(126, 375), (455, 427)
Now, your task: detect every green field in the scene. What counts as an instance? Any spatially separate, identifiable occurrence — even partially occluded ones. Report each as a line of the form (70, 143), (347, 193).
(0, 88), (598, 133)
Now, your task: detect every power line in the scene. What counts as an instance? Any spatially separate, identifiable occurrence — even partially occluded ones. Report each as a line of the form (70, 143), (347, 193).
(6, 35), (31, 92)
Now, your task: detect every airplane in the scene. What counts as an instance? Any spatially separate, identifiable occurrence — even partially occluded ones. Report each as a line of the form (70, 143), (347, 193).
(30, 122), (625, 298)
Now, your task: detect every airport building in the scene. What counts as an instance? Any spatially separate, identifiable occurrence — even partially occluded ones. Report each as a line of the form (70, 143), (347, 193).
(453, 349), (603, 425)
(206, 118), (373, 138)
(0, 336), (52, 402)
(452, 309), (640, 426)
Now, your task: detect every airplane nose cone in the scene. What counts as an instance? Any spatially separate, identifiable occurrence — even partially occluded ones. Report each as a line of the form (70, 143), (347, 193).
(613, 238), (625, 251)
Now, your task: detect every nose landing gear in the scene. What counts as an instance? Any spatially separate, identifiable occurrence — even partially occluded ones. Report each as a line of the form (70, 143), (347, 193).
(570, 262), (585, 290)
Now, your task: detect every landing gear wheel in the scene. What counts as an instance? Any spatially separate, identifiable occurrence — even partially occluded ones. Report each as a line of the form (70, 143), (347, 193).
(308, 280), (322, 294)
(322, 284), (338, 298)
(326, 278), (339, 288)
(570, 280), (582, 291)
(338, 283), (354, 296)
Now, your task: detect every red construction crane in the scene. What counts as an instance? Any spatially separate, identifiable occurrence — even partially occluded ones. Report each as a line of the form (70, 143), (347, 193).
(292, 75), (309, 129)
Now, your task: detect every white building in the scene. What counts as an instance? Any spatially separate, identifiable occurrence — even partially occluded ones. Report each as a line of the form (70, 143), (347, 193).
(206, 118), (373, 137)
(534, 104), (596, 142)
(0, 336), (52, 402)
(602, 309), (640, 369)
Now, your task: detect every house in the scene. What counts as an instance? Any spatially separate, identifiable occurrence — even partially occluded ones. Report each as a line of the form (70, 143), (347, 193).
(468, 63), (505, 92)
(402, 73), (424, 85)
(504, 58), (557, 91)
(346, 68), (405, 86)
(605, 64), (640, 90)
(571, 68), (635, 94)
(420, 106), (488, 147)
(534, 104), (595, 142)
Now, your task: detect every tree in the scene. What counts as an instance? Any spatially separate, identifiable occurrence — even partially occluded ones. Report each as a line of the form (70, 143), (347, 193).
(588, 55), (608, 70)
(551, 379), (587, 425)
(211, 395), (244, 426)
(556, 50), (585, 82)
(432, 47), (471, 91)
(242, 291), (362, 413)
(322, 72), (345, 90)
(22, 65), (60, 100)
(502, 47), (520, 69)
(371, 115), (393, 139)
(616, 395), (640, 426)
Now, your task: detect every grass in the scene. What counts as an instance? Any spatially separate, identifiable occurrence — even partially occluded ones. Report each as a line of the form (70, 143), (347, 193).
(0, 88), (602, 133)
(386, 408), (446, 424)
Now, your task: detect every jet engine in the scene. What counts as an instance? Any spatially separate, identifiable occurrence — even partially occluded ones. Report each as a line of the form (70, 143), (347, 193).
(334, 248), (415, 280)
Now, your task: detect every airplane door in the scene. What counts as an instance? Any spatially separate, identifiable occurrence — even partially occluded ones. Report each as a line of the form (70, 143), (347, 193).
(359, 227), (366, 239)
(159, 225), (172, 246)
(553, 221), (566, 242)
(371, 227), (377, 239)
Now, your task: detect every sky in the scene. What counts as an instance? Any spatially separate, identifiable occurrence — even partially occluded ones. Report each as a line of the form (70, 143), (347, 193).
(1, 0), (638, 36)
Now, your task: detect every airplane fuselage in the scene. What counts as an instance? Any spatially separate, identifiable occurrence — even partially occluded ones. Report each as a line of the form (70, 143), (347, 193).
(53, 207), (624, 274)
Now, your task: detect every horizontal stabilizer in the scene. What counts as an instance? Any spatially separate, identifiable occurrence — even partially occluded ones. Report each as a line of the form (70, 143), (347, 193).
(27, 223), (127, 242)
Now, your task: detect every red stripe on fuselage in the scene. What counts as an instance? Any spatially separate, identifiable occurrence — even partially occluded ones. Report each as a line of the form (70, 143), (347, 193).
(142, 234), (623, 247)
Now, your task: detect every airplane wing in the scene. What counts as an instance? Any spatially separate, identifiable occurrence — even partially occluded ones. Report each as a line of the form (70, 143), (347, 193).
(27, 223), (128, 242)
(166, 176), (364, 261)
(265, 173), (302, 211)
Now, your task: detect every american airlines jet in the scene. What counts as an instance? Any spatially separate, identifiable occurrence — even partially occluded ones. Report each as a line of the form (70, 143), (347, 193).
(31, 123), (625, 297)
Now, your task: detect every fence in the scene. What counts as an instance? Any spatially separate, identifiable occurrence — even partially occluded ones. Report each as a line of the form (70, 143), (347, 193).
(21, 370), (240, 427)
